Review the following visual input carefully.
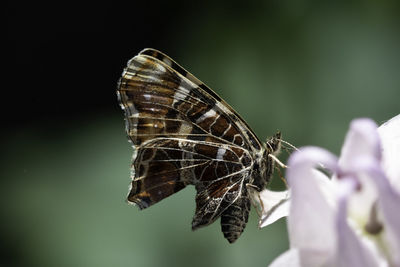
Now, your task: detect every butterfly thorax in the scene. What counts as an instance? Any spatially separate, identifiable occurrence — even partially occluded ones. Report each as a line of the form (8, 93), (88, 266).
(249, 131), (281, 192)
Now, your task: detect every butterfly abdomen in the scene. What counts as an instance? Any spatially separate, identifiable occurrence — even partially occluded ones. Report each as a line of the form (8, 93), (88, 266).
(220, 192), (251, 243)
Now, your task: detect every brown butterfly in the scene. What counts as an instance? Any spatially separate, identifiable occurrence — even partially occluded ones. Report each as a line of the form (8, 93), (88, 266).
(117, 48), (281, 243)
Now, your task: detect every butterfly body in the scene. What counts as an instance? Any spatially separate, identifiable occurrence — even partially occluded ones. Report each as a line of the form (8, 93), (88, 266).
(117, 48), (281, 243)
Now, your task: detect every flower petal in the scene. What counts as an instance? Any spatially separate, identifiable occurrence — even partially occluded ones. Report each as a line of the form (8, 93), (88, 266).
(286, 147), (339, 266)
(339, 118), (381, 171)
(269, 248), (300, 267)
(354, 160), (400, 266)
(334, 178), (384, 267)
(269, 116), (400, 267)
(338, 119), (382, 228)
(258, 189), (290, 228)
(378, 114), (400, 192)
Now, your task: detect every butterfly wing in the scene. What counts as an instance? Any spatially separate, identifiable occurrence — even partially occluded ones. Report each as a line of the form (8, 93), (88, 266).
(117, 49), (263, 226)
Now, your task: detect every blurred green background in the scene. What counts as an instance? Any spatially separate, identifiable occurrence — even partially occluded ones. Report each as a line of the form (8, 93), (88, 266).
(4, 1), (399, 266)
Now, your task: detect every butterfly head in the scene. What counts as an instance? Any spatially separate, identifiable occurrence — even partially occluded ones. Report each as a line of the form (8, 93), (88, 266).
(265, 131), (281, 155)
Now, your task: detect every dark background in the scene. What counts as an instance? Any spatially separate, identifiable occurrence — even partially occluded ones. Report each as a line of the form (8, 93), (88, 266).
(4, 1), (400, 266)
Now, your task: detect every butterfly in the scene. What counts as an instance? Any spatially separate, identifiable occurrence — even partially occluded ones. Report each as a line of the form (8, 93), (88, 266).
(117, 48), (281, 243)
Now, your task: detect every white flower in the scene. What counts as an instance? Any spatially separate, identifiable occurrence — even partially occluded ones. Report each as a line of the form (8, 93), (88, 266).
(265, 115), (400, 267)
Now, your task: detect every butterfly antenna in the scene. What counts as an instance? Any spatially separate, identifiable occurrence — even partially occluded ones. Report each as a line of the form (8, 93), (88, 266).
(278, 139), (298, 151)
(278, 139), (298, 155)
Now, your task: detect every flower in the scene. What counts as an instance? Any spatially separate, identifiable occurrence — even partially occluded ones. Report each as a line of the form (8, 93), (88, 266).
(264, 115), (400, 267)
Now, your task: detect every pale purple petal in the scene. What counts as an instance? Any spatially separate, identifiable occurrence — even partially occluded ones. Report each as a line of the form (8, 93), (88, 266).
(378, 114), (400, 192)
(286, 147), (338, 266)
(354, 159), (400, 266)
(258, 189), (290, 228)
(269, 116), (400, 267)
(338, 119), (382, 225)
(339, 118), (381, 171)
(269, 249), (300, 267)
(334, 178), (383, 267)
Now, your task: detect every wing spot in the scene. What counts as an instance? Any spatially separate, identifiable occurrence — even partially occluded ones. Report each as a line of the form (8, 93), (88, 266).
(173, 86), (191, 105)
(216, 147), (226, 160)
(196, 108), (217, 124)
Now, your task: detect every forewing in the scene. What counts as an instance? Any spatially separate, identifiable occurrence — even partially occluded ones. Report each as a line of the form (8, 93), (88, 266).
(118, 48), (262, 150)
